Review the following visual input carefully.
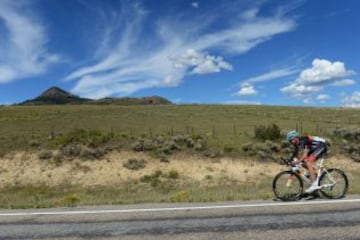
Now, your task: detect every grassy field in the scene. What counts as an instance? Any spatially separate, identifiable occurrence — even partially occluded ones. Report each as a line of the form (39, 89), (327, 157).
(0, 104), (359, 208)
(1, 104), (359, 153)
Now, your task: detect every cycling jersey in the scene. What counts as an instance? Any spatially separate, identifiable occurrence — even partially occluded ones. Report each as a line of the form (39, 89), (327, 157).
(291, 136), (327, 160)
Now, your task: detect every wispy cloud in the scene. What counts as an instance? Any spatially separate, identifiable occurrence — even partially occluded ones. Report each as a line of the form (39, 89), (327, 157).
(64, 1), (298, 99)
(234, 67), (299, 98)
(191, 2), (199, 9)
(330, 79), (356, 87)
(0, 1), (60, 83)
(242, 68), (299, 84)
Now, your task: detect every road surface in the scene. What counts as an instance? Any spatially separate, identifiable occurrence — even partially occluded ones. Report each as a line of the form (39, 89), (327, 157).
(1, 197), (360, 239)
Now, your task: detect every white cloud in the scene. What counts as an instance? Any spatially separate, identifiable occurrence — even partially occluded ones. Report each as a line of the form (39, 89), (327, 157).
(235, 83), (258, 96)
(331, 79), (356, 87)
(170, 49), (233, 75)
(342, 91), (360, 108)
(282, 58), (356, 103)
(223, 100), (262, 105)
(281, 82), (323, 100)
(316, 94), (330, 102)
(0, 1), (60, 83)
(299, 58), (355, 85)
(65, 2), (297, 99)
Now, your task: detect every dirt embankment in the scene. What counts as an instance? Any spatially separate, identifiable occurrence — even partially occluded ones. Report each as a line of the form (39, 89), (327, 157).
(0, 151), (357, 188)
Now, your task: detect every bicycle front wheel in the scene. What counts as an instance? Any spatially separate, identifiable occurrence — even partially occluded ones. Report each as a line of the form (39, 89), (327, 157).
(319, 168), (349, 199)
(273, 171), (303, 201)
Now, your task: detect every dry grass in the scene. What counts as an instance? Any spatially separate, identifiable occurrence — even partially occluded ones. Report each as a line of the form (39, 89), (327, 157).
(0, 150), (359, 208)
(0, 151), (285, 188)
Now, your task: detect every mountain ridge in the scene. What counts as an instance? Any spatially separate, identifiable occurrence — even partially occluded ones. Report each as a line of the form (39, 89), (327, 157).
(19, 87), (173, 106)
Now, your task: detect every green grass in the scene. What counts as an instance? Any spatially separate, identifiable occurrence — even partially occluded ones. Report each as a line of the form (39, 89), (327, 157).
(0, 178), (275, 209)
(1, 104), (359, 154)
(1, 170), (358, 209)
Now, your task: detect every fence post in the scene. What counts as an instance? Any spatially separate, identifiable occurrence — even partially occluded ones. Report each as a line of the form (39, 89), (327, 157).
(149, 128), (153, 139)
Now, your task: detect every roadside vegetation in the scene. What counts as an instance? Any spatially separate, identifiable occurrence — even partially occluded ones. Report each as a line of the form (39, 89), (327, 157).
(0, 104), (359, 208)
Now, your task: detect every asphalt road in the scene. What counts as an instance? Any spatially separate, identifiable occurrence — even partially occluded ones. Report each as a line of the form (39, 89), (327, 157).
(1, 197), (360, 240)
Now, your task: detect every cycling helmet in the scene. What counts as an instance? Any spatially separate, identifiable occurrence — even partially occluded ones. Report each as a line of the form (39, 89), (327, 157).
(286, 130), (299, 142)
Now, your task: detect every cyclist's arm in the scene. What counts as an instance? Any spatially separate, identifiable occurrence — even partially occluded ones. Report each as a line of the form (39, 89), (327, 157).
(298, 149), (309, 162)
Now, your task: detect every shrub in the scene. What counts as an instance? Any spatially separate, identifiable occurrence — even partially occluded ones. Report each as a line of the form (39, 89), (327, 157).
(169, 191), (190, 202)
(38, 150), (53, 160)
(140, 170), (163, 187)
(56, 129), (112, 148)
(81, 147), (107, 160)
(223, 145), (235, 153)
(194, 139), (206, 151)
(29, 139), (40, 148)
(168, 170), (179, 179)
(254, 124), (281, 141)
(59, 144), (82, 159)
(61, 193), (81, 207)
(333, 128), (360, 141)
(123, 158), (147, 170)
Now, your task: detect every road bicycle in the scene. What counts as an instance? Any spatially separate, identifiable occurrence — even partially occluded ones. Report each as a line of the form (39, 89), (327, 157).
(272, 157), (349, 201)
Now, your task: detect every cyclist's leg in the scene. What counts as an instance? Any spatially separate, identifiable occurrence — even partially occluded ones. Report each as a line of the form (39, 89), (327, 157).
(306, 144), (327, 181)
(305, 155), (317, 181)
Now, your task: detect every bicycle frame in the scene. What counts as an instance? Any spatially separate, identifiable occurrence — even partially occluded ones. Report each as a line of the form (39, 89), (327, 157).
(292, 158), (336, 190)
(314, 158), (336, 190)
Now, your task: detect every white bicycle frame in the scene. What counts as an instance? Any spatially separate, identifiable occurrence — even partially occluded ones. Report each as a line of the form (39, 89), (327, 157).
(295, 158), (336, 190)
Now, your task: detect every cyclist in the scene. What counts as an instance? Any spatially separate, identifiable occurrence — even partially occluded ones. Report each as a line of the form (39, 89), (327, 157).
(286, 130), (328, 193)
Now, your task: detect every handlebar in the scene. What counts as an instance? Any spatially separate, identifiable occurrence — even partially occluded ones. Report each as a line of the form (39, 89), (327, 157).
(281, 157), (293, 166)
(281, 157), (305, 168)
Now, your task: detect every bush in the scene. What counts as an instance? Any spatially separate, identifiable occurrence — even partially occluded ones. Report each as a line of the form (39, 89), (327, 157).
(38, 150), (53, 160)
(56, 129), (112, 148)
(241, 140), (282, 160)
(131, 134), (206, 156)
(169, 191), (190, 202)
(29, 139), (40, 148)
(123, 158), (147, 170)
(61, 193), (81, 207)
(254, 124), (281, 141)
(59, 144), (82, 159)
(333, 128), (360, 141)
(140, 170), (163, 187)
(81, 147), (107, 160)
(168, 170), (179, 179)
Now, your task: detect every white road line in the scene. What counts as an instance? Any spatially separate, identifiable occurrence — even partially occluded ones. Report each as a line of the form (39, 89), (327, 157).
(0, 199), (359, 217)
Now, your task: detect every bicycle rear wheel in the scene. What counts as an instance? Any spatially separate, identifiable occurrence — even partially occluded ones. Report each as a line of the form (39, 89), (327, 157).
(319, 168), (348, 199)
(273, 171), (303, 201)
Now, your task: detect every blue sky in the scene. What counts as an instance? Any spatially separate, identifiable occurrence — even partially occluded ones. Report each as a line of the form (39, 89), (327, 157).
(0, 0), (360, 107)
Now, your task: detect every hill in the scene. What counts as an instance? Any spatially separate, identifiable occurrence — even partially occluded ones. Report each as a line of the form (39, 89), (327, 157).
(20, 87), (90, 105)
(19, 87), (172, 106)
(91, 96), (172, 105)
